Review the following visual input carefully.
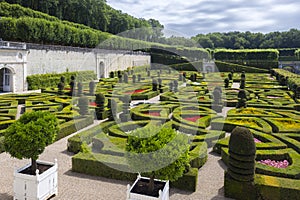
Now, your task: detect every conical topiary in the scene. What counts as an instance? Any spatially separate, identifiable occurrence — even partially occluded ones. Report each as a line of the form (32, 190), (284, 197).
(228, 126), (256, 182)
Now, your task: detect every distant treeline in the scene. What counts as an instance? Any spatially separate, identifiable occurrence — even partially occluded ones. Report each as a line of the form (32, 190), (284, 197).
(192, 29), (300, 49)
(0, 0), (163, 37)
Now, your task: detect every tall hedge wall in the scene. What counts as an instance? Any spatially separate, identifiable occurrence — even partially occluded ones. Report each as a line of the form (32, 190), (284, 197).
(27, 71), (96, 90)
(214, 49), (279, 61)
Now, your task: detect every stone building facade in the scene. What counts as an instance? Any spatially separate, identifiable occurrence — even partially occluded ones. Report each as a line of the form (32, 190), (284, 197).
(0, 41), (150, 93)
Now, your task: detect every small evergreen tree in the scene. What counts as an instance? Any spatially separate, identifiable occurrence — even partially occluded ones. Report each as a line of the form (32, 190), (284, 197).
(126, 125), (190, 194)
(4, 111), (59, 174)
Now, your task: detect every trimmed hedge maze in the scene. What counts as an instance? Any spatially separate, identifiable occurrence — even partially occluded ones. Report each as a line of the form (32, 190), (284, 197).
(61, 69), (300, 196)
(210, 70), (300, 199)
(0, 92), (94, 152)
(69, 120), (211, 191)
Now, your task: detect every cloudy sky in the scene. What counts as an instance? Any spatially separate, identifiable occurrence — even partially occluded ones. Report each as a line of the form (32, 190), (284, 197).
(106, 0), (300, 37)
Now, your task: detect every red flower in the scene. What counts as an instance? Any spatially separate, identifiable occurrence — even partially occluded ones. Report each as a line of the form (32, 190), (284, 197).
(184, 116), (202, 122)
(142, 111), (161, 116)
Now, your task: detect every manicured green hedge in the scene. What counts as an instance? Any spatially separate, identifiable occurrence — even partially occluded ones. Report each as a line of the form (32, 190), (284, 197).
(107, 120), (152, 138)
(272, 133), (300, 154)
(214, 49), (279, 62)
(211, 117), (273, 133)
(215, 61), (269, 73)
(57, 115), (93, 140)
(67, 121), (116, 153)
(227, 107), (282, 118)
(27, 71), (96, 90)
(264, 118), (300, 133)
(213, 129), (287, 154)
(255, 174), (300, 200)
(171, 167), (199, 192)
(168, 61), (203, 71)
(130, 104), (170, 122)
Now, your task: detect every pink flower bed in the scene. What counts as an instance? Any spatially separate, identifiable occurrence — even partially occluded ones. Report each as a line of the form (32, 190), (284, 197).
(258, 159), (289, 168)
(125, 89), (145, 94)
(142, 111), (161, 117)
(254, 138), (262, 143)
(184, 116), (202, 122)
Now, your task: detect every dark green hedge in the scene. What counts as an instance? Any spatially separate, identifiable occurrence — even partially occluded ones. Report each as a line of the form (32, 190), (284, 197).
(27, 71), (96, 90)
(57, 115), (93, 140)
(168, 61), (203, 71)
(67, 121), (116, 153)
(215, 61), (269, 73)
(214, 49), (279, 62)
(255, 174), (300, 200)
(211, 117), (273, 133)
(213, 129), (287, 154)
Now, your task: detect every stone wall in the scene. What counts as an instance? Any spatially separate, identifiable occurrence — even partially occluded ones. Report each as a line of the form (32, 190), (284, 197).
(1, 42), (150, 92)
(27, 46), (150, 78)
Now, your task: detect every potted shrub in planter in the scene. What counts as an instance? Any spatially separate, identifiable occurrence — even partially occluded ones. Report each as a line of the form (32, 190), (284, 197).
(4, 111), (60, 200)
(126, 124), (190, 200)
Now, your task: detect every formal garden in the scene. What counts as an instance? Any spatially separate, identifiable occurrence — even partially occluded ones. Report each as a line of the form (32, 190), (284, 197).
(1, 61), (299, 199)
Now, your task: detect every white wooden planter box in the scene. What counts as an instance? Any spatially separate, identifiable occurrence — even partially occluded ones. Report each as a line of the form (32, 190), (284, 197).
(13, 159), (58, 200)
(127, 175), (169, 200)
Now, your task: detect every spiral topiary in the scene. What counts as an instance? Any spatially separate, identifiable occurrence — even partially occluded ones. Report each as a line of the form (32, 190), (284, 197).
(132, 74), (136, 83)
(78, 96), (89, 116)
(89, 81), (95, 96)
(152, 79), (158, 91)
(228, 126), (256, 182)
(77, 82), (83, 96)
(120, 95), (131, 122)
(224, 78), (229, 88)
(173, 80), (178, 92)
(123, 72), (128, 83)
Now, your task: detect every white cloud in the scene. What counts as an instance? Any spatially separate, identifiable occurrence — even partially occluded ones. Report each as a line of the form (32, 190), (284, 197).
(106, 0), (300, 36)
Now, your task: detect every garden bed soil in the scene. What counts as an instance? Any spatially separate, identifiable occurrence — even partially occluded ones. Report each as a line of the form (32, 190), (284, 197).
(19, 163), (53, 175)
(131, 178), (166, 197)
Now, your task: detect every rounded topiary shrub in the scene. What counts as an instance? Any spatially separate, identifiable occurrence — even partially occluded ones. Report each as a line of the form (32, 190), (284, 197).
(228, 126), (256, 182)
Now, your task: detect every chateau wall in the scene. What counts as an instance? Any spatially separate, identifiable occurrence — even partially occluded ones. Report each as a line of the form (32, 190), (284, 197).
(27, 48), (150, 78)
(1, 42), (150, 92)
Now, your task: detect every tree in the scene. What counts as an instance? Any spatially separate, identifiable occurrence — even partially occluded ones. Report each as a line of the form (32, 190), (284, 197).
(4, 111), (59, 174)
(126, 124), (190, 194)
